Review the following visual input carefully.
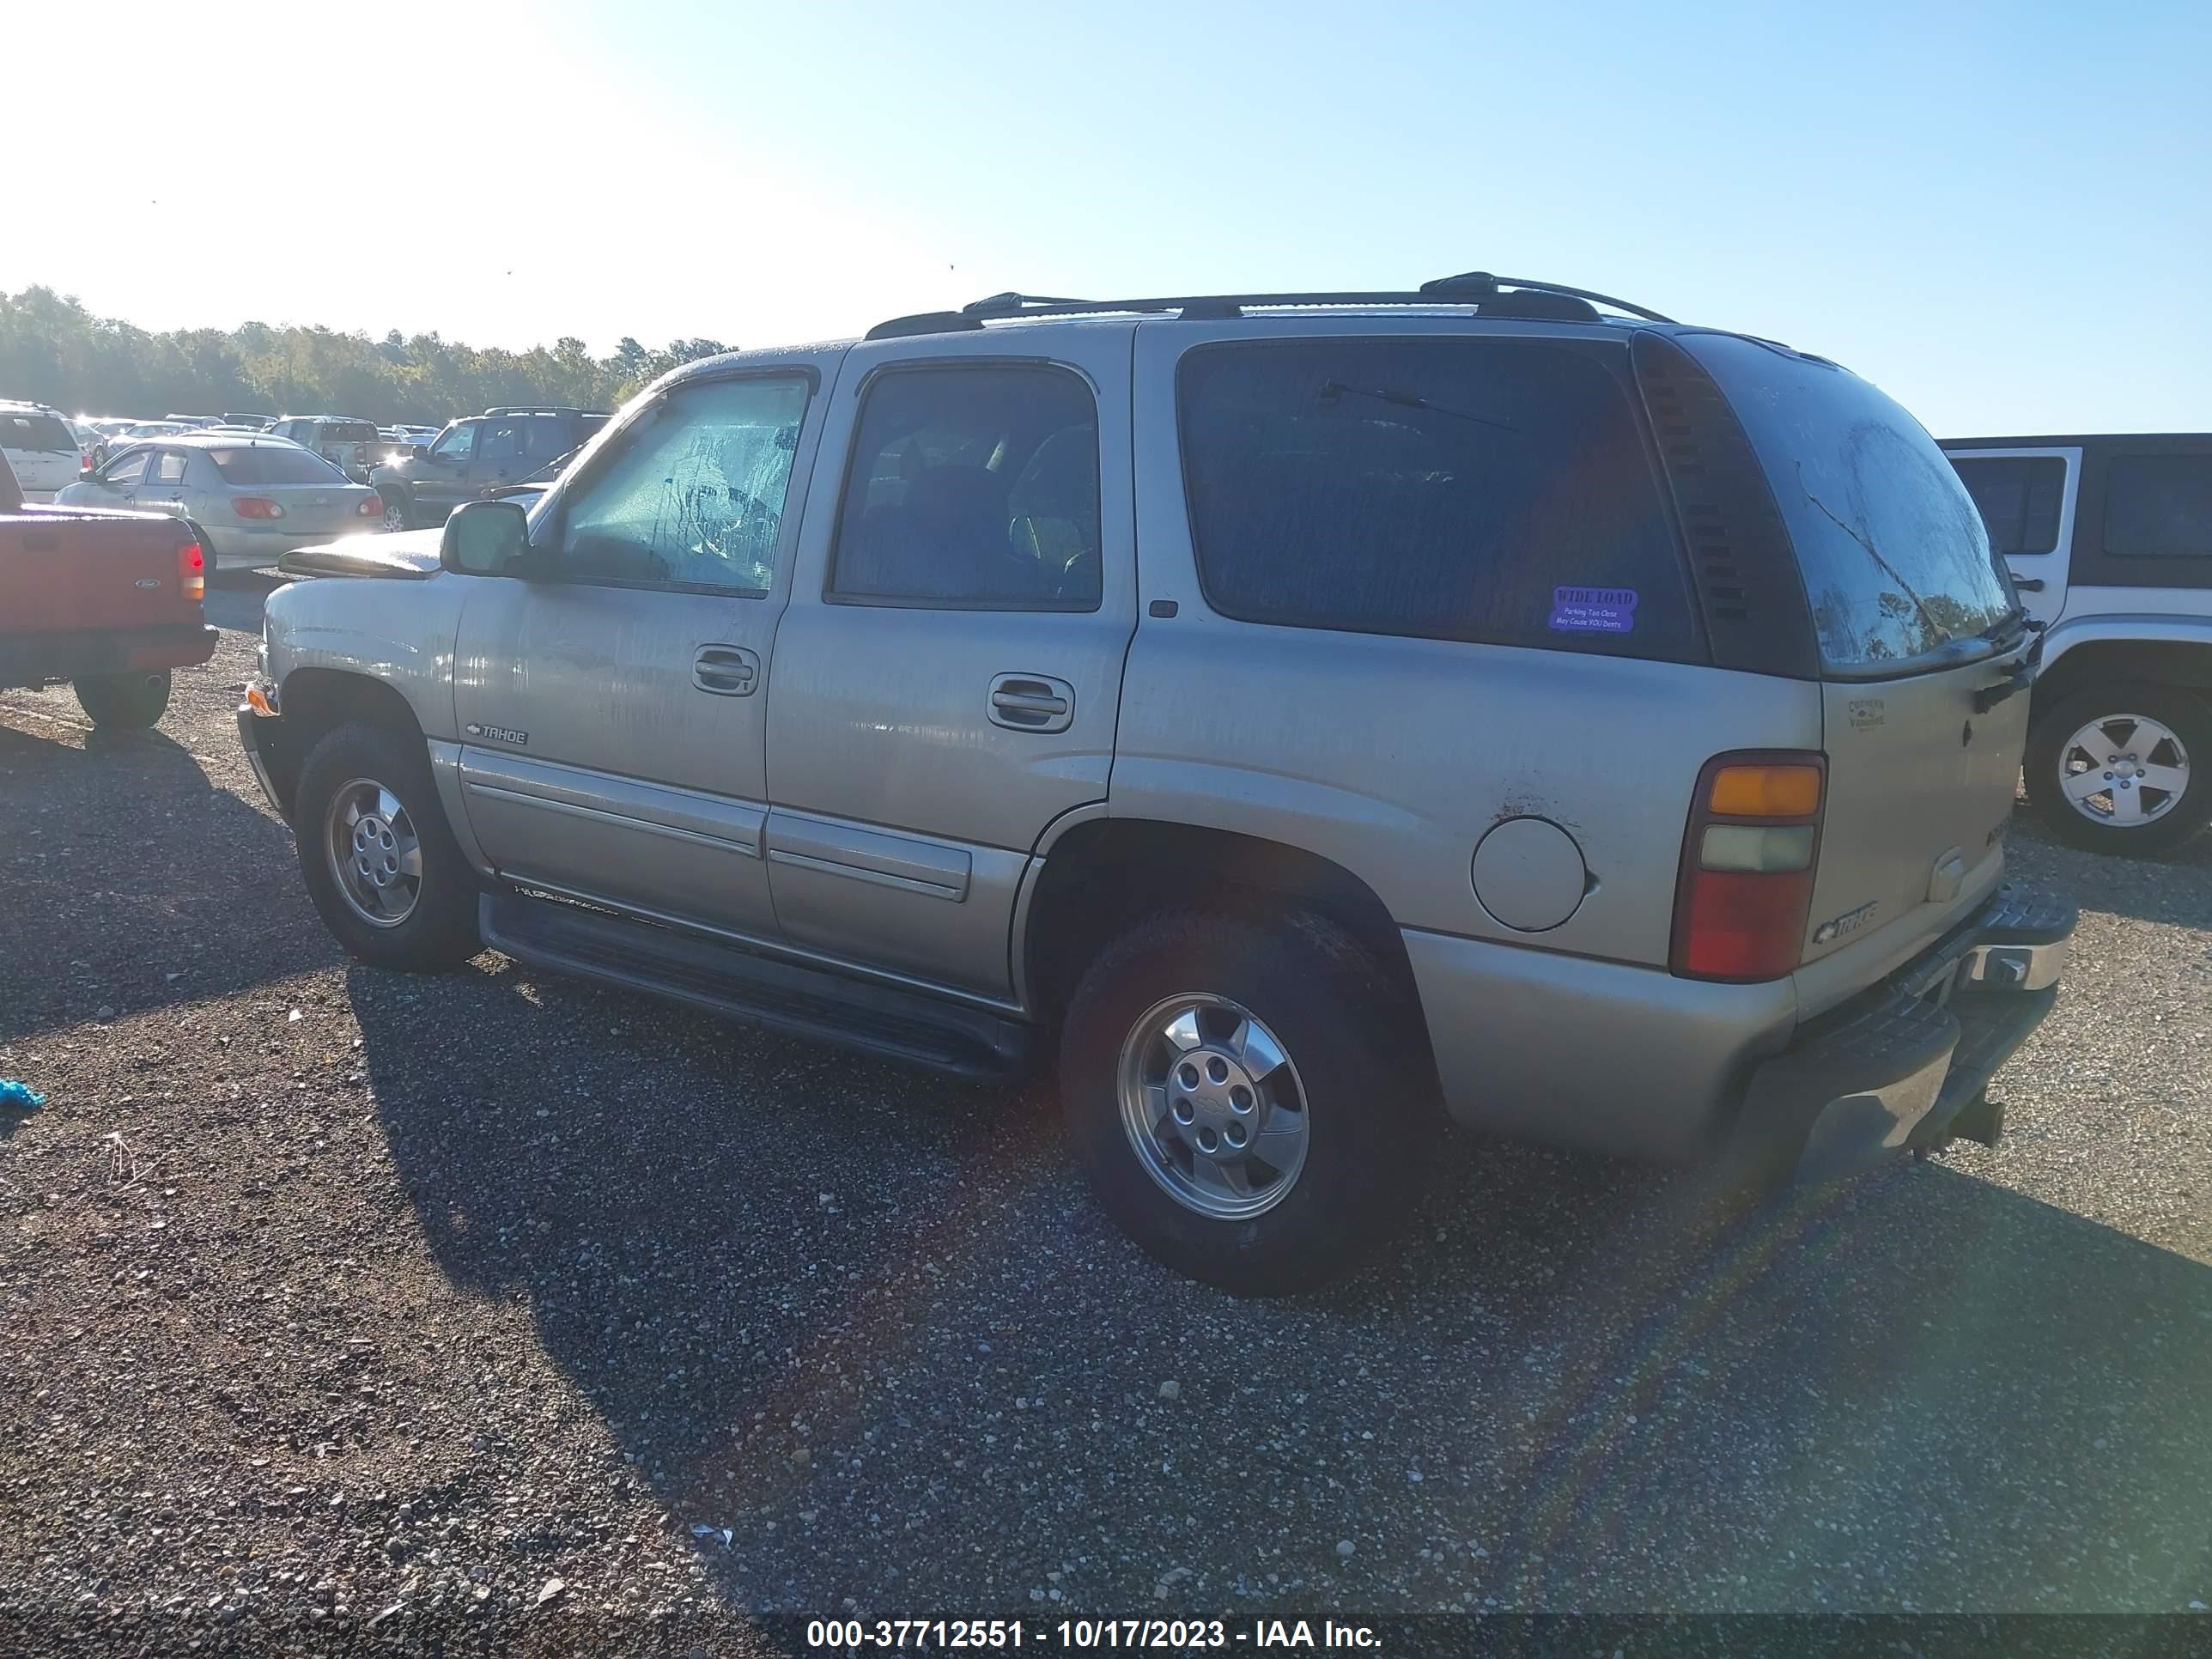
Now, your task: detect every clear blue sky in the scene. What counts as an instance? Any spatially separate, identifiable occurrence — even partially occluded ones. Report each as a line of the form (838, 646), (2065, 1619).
(10, 0), (2208, 435)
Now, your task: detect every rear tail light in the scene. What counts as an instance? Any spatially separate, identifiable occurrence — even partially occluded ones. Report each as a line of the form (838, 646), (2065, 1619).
(1670, 753), (1826, 981)
(232, 497), (284, 520)
(357, 493), (384, 518)
(178, 539), (205, 602)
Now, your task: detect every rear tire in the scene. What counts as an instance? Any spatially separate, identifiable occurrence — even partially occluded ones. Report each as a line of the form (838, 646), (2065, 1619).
(74, 669), (171, 729)
(1058, 910), (1437, 1296)
(2026, 681), (2212, 857)
(294, 721), (480, 970)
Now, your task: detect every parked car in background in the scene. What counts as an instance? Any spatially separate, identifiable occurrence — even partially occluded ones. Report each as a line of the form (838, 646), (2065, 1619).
(243, 276), (2075, 1293)
(58, 432), (380, 570)
(0, 400), (84, 501)
(163, 414), (224, 430)
(1, 447), (216, 729)
(372, 406), (606, 530)
(269, 416), (383, 479)
(222, 412), (278, 429)
(277, 445), (584, 580)
(1946, 432), (2212, 855)
(69, 420), (109, 470)
(111, 420), (197, 447)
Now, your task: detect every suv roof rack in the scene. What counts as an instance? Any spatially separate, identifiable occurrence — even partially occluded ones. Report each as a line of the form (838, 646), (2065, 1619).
(864, 272), (1673, 340)
(483, 406), (601, 418)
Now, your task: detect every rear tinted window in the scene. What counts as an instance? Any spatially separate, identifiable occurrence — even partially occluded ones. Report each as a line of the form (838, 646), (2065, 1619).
(1176, 338), (1694, 659)
(2103, 453), (2212, 558)
(206, 447), (345, 485)
(1687, 334), (2014, 672)
(2, 413), (76, 453)
(321, 422), (379, 443)
(1949, 455), (2066, 556)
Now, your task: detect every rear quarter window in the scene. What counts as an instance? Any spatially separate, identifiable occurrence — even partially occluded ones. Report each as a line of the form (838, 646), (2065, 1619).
(1685, 333), (2014, 672)
(1175, 338), (1698, 660)
(2102, 453), (2212, 557)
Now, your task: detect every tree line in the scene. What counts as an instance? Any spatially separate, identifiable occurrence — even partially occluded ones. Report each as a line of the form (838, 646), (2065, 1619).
(0, 286), (732, 424)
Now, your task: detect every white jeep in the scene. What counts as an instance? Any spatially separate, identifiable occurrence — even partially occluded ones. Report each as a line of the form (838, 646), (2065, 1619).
(1945, 434), (2212, 855)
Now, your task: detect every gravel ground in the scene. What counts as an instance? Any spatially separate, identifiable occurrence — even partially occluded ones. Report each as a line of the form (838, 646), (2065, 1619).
(3, 581), (2209, 1650)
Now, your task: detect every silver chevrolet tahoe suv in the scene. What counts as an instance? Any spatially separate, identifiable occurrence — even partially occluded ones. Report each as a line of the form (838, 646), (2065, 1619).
(240, 272), (2075, 1295)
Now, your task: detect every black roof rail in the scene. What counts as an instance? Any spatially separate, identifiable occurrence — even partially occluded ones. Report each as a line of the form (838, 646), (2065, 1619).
(864, 274), (1672, 339)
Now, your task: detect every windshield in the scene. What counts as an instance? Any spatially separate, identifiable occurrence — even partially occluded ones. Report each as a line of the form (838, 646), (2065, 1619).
(1685, 333), (2017, 672)
(206, 446), (347, 485)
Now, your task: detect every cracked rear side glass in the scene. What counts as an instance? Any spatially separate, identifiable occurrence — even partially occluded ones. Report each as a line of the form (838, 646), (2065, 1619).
(1686, 332), (2014, 672)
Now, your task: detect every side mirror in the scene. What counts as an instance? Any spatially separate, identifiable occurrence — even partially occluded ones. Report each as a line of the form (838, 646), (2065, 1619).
(409, 445), (429, 460)
(440, 498), (532, 576)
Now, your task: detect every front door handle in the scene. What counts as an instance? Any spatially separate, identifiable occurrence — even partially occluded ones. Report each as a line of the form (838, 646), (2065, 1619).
(988, 672), (1075, 733)
(2009, 576), (2045, 592)
(694, 644), (760, 696)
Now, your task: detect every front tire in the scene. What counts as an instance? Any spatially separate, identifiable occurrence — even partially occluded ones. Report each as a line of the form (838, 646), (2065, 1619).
(74, 669), (170, 729)
(2026, 681), (2212, 856)
(294, 721), (480, 970)
(380, 488), (413, 532)
(1059, 910), (1437, 1296)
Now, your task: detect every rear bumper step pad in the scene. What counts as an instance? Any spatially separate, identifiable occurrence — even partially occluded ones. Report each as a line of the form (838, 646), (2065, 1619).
(1734, 884), (2076, 1186)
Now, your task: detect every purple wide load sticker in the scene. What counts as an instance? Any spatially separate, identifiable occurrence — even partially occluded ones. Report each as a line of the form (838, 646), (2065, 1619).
(1549, 585), (1638, 635)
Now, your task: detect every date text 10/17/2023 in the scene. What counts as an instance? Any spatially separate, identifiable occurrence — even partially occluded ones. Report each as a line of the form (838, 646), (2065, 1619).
(806, 1620), (1382, 1650)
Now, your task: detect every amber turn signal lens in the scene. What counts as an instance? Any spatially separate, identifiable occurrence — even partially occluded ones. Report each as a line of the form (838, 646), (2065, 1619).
(1707, 763), (1822, 818)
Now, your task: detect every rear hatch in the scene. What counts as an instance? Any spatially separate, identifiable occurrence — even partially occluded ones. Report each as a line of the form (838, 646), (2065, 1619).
(2, 410), (83, 495)
(1681, 333), (2028, 1001)
(4, 505), (204, 631)
(202, 443), (374, 538)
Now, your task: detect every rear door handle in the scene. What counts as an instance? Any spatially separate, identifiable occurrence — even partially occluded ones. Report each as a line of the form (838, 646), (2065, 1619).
(988, 672), (1074, 733)
(2009, 576), (2045, 592)
(694, 644), (760, 696)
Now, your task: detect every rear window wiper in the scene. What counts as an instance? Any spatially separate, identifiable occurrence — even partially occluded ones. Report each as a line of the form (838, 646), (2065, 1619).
(1316, 381), (1519, 433)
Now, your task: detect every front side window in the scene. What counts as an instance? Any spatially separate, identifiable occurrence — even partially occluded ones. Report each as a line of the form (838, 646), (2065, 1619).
(830, 364), (1102, 610)
(478, 422), (528, 465)
(1177, 338), (1693, 657)
(2103, 454), (2212, 558)
(155, 450), (189, 484)
(428, 423), (477, 464)
(1949, 456), (2066, 556)
(100, 450), (151, 487)
(556, 374), (810, 592)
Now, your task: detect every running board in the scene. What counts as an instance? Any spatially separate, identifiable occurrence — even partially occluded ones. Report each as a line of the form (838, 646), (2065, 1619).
(478, 891), (1031, 1080)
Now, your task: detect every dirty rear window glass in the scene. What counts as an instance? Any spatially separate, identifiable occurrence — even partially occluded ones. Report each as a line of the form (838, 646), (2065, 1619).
(206, 447), (346, 485)
(1687, 334), (2014, 672)
(1949, 455), (2066, 556)
(1176, 338), (1696, 659)
(2, 413), (77, 453)
(557, 374), (810, 592)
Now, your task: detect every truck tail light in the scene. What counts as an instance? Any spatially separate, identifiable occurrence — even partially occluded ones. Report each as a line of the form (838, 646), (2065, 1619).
(232, 497), (284, 520)
(178, 539), (205, 602)
(357, 493), (383, 518)
(1670, 753), (1826, 981)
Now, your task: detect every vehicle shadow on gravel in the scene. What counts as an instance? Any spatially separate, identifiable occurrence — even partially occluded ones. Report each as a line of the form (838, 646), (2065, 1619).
(352, 952), (2212, 1612)
(0, 715), (331, 1045)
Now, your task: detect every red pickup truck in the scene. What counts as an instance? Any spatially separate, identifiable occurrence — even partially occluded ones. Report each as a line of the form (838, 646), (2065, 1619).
(0, 447), (217, 729)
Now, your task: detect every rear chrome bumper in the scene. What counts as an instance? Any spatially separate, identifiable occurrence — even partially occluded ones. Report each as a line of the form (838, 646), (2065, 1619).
(1734, 884), (2075, 1185)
